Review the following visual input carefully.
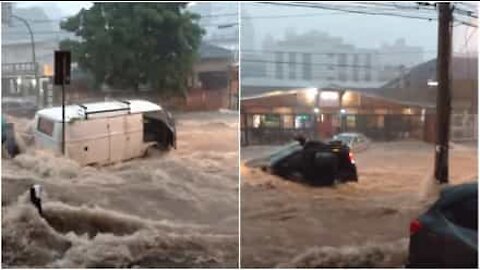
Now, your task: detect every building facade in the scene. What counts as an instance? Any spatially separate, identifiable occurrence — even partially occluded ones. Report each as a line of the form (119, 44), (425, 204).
(1, 3), (73, 106)
(241, 30), (425, 94)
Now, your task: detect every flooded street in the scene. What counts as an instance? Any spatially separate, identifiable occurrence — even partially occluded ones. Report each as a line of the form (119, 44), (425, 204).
(241, 141), (477, 267)
(2, 112), (239, 268)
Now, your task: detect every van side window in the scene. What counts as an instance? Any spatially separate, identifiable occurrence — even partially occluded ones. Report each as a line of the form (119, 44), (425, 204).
(38, 117), (54, 136)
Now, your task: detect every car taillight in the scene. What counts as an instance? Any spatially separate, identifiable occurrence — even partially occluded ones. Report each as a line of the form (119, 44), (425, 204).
(349, 152), (355, 164)
(410, 219), (423, 235)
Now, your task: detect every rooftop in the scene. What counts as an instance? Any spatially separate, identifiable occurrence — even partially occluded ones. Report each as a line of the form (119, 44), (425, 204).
(37, 99), (162, 122)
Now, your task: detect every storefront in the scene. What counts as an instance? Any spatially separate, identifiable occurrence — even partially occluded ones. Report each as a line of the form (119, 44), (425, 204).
(241, 88), (432, 145)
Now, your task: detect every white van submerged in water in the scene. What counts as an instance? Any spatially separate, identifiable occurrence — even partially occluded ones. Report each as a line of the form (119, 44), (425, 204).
(33, 99), (176, 166)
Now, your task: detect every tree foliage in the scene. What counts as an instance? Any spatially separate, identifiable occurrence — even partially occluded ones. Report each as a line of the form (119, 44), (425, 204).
(60, 3), (204, 95)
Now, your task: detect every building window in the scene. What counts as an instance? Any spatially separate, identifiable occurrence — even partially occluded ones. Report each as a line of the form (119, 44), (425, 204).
(252, 115), (261, 128)
(302, 53), (312, 80)
(353, 54), (359, 82)
(275, 52), (284, 79)
(338, 53), (347, 81)
(263, 114), (281, 128)
(295, 114), (312, 129)
(346, 115), (356, 129)
(283, 115), (294, 128)
(288, 52), (296, 79)
(365, 54), (372, 82)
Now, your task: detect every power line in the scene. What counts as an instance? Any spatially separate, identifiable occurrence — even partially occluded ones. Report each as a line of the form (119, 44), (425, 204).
(257, 2), (477, 28)
(258, 2), (438, 21)
(453, 18), (478, 28)
(241, 11), (347, 20)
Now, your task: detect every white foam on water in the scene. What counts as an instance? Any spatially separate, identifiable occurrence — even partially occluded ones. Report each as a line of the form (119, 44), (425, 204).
(279, 238), (409, 268)
(2, 113), (239, 268)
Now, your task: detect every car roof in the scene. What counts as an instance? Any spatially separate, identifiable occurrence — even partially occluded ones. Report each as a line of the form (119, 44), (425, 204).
(437, 182), (477, 207)
(36, 99), (162, 122)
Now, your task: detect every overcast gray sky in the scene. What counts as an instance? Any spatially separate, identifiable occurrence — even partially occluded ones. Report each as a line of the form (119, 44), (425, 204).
(12, 2), (478, 57)
(16, 1), (92, 18)
(241, 2), (478, 59)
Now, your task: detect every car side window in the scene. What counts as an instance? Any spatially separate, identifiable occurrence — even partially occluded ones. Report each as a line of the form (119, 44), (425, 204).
(284, 151), (303, 169)
(443, 196), (478, 231)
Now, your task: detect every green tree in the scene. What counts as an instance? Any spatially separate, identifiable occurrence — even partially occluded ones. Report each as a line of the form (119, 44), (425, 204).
(60, 3), (204, 96)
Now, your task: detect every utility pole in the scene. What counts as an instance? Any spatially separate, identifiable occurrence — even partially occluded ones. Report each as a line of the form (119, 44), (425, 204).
(434, 3), (453, 184)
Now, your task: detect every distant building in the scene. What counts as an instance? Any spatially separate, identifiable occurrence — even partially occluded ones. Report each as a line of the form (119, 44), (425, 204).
(241, 56), (478, 145)
(241, 31), (425, 97)
(1, 3), (73, 103)
(376, 56), (478, 142)
(186, 42), (238, 111)
(241, 87), (431, 145)
(377, 56), (477, 114)
(378, 38), (424, 82)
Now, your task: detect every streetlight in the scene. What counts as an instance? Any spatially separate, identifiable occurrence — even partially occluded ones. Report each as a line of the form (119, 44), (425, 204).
(11, 14), (40, 105)
(427, 80), (439, 87)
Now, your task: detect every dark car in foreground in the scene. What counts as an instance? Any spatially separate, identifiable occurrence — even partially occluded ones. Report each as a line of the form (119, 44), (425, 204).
(257, 138), (358, 186)
(408, 182), (478, 268)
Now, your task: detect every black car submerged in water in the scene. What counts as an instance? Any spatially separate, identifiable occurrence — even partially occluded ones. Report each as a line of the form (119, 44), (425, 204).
(259, 138), (358, 186)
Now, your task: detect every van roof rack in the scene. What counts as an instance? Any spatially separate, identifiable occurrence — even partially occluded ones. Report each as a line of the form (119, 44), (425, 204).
(76, 100), (131, 120)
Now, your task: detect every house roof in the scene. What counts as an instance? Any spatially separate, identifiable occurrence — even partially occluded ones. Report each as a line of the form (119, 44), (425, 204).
(198, 42), (233, 60)
(378, 56), (478, 107)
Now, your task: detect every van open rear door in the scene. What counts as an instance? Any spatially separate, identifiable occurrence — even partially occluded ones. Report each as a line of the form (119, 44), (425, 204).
(143, 111), (176, 149)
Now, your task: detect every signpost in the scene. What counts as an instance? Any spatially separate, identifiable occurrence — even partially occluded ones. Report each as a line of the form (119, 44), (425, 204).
(54, 51), (71, 155)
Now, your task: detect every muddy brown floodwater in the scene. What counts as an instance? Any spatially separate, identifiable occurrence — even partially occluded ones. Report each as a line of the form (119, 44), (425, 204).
(2, 111), (239, 268)
(241, 141), (477, 268)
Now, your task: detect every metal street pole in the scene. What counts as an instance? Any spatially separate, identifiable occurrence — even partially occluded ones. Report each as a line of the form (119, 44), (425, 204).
(11, 15), (40, 106)
(61, 56), (67, 155)
(434, 3), (453, 184)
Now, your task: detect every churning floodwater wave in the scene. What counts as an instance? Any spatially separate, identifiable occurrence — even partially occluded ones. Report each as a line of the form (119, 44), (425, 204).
(3, 195), (237, 268)
(278, 238), (409, 268)
(241, 141), (476, 267)
(2, 113), (239, 268)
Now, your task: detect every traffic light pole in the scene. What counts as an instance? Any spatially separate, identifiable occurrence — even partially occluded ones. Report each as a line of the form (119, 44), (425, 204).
(434, 3), (453, 184)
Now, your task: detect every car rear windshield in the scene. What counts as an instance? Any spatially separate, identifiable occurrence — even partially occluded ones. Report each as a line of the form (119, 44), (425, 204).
(442, 196), (478, 231)
(268, 142), (302, 164)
